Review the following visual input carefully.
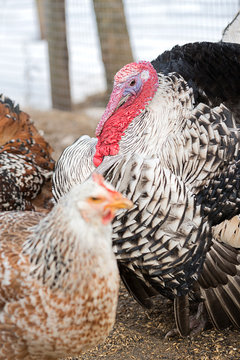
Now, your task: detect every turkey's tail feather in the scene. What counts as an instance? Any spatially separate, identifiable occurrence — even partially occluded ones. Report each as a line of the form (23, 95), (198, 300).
(198, 239), (240, 330)
(212, 215), (240, 248)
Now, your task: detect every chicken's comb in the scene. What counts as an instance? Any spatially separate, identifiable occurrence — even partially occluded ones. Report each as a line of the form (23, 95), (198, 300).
(92, 173), (116, 194)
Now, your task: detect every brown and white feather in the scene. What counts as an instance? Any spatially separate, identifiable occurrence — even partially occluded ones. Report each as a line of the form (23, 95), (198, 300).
(0, 95), (54, 212)
(0, 179), (123, 359)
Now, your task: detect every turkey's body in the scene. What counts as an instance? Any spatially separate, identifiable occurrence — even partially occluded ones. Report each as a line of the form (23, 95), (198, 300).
(151, 42), (240, 123)
(53, 41), (240, 335)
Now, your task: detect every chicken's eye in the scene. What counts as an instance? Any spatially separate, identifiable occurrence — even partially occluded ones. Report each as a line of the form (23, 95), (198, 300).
(89, 196), (103, 203)
(130, 79), (136, 86)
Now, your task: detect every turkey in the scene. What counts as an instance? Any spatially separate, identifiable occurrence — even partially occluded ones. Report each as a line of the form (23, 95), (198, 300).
(0, 174), (132, 360)
(0, 95), (54, 212)
(53, 41), (240, 336)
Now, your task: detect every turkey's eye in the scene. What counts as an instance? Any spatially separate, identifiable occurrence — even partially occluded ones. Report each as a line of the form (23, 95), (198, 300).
(130, 79), (136, 86)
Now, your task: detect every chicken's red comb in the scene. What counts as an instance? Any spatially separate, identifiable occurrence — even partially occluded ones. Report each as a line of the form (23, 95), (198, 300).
(92, 173), (116, 194)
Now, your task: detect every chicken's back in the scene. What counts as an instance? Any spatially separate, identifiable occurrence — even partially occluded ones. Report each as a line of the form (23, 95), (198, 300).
(0, 96), (55, 212)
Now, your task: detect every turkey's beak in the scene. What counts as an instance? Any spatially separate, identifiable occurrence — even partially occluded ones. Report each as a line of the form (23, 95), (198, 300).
(115, 93), (131, 111)
(96, 85), (130, 136)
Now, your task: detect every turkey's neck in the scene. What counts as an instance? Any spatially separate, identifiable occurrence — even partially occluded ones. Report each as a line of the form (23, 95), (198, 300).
(94, 69), (158, 167)
(120, 73), (194, 158)
(22, 205), (114, 294)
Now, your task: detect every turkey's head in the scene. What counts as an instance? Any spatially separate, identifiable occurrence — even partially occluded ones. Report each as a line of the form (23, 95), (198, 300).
(93, 61), (158, 167)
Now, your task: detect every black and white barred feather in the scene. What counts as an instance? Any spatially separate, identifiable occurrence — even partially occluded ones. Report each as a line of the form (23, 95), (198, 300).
(53, 41), (240, 335)
(52, 135), (96, 201)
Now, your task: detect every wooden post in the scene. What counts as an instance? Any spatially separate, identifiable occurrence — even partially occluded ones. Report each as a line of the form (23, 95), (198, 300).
(36, 0), (46, 40)
(44, 0), (72, 111)
(92, 0), (134, 97)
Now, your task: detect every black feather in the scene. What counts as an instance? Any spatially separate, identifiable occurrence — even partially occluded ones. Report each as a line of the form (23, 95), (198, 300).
(118, 263), (157, 309)
(201, 288), (231, 330)
(174, 295), (190, 336)
(151, 42), (240, 120)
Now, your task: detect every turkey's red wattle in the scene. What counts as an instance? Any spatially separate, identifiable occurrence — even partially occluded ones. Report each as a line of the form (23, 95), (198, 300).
(93, 62), (158, 167)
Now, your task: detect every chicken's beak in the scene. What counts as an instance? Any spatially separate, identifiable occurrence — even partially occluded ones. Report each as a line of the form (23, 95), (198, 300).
(105, 194), (133, 212)
(101, 192), (132, 225)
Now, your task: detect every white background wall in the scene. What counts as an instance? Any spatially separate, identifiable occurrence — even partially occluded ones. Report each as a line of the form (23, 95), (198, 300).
(0, 0), (239, 109)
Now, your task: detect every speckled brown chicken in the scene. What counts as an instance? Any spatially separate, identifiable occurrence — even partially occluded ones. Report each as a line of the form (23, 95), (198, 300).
(0, 95), (54, 212)
(0, 174), (132, 360)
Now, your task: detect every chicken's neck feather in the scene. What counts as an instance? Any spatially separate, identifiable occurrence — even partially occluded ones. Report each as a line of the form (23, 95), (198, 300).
(22, 200), (114, 294)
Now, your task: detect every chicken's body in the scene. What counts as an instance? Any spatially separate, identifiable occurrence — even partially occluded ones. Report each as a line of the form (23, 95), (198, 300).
(0, 176), (132, 359)
(0, 95), (54, 211)
(52, 42), (240, 335)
